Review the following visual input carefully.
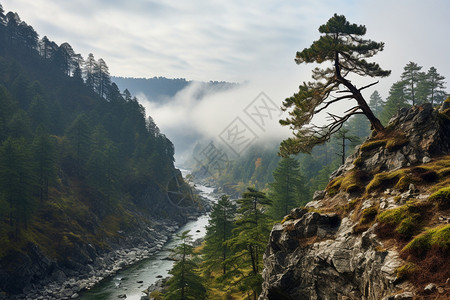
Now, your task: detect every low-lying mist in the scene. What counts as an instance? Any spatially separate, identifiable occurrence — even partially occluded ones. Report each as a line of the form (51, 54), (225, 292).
(136, 80), (293, 164)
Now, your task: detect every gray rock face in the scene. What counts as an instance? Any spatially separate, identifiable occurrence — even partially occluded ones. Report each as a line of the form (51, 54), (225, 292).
(258, 105), (450, 299)
(260, 213), (406, 300)
(261, 210), (406, 299)
(331, 104), (450, 180)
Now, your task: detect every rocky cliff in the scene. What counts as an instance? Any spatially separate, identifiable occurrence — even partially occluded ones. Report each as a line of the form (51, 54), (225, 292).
(260, 103), (450, 300)
(0, 182), (208, 300)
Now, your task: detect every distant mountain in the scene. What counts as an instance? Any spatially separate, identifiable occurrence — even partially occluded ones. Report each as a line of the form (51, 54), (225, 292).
(112, 76), (239, 103)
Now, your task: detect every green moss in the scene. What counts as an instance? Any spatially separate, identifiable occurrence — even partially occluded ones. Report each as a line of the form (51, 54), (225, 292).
(353, 206), (378, 233)
(386, 136), (409, 152)
(396, 262), (416, 281)
(326, 176), (343, 196)
(361, 206), (378, 223)
(428, 186), (450, 210)
(366, 169), (406, 193)
(360, 139), (387, 152)
(377, 200), (430, 239)
(402, 224), (450, 255)
(353, 155), (363, 167)
(440, 107), (450, 120)
(438, 166), (450, 178)
(394, 175), (412, 190)
(281, 215), (293, 224)
(341, 171), (362, 193)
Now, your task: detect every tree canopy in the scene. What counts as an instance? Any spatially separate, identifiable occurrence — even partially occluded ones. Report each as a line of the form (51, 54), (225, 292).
(280, 14), (390, 156)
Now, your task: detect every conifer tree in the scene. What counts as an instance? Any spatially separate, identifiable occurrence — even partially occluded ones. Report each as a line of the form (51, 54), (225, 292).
(380, 81), (409, 125)
(368, 90), (384, 117)
(401, 61), (423, 106)
(32, 125), (55, 202)
(268, 157), (304, 220)
(224, 187), (272, 298)
(202, 195), (236, 275)
(333, 128), (360, 165)
(280, 14), (390, 156)
(416, 67), (447, 106)
(84, 53), (97, 90)
(96, 58), (111, 98)
(0, 137), (36, 237)
(66, 114), (91, 176)
(165, 230), (206, 300)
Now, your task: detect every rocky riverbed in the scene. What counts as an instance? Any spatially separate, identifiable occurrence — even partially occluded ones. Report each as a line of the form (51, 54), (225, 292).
(8, 220), (182, 300)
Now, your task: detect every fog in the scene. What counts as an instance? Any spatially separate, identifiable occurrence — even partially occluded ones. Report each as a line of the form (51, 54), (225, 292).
(137, 78), (299, 163)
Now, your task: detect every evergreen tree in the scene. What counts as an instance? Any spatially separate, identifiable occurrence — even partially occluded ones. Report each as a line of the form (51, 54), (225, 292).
(65, 114), (91, 176)
(224, 187), (272, 299)
(268, 157), (305, 220)
(165, 230), (206, 300)
(333, 128), (360, 165)
(203, 195), (236, 276)
(86, 125), (119, 201)
(0, 137), (36, 237)
(280, 14), (390, 156)
(32, 125), (55, 202)
(380, 81), (409, 125)
(416, 67), (447, 106)
(84, 53), (97, 90)
(38, 36), (57, 59)
(96, 58), (110, 98)
(346, 114), (370, 140)
(368, 90), (384, 117)
(401, 61), (423, 106)
(0, 4), (5, 25)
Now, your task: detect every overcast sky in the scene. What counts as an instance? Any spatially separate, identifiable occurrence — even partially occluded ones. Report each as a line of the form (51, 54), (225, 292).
(2, 0), (449, 160)
(2, 1), (449, 90)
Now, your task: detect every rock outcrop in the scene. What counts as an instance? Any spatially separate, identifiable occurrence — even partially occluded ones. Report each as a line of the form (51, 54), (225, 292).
(0, 186), (209, 300)
(259, 104), (450, 299)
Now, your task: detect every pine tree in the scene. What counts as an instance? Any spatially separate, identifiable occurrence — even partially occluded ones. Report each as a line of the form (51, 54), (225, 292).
(380, 81), (409, 125)
(86, 125), (119, 202)
(224, 187), (272, 299)
(65, 114), (91, 176)
(368, 90), (384, 117)
(401, 61), (423, 106)
(84, 53), (97, 90)
(280, 14), (390, 156)
(268, 157), (305, 220)
(333, 128), (360, 165)
(417, 67), (447, 106)
(346, 114), (370, 140)
(0, 137), (36, 237)
(202, 195), (236, 276)
(165, 230), (206, 300)
(96, 58), (111, 98)
(32, 125), (55, 202)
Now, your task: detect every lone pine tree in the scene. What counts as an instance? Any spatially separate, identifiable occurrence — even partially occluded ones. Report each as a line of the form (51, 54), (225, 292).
(280, 14), (390, 156)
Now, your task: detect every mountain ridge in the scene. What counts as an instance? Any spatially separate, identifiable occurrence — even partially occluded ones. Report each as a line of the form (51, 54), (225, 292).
(259, 103), (450, 299)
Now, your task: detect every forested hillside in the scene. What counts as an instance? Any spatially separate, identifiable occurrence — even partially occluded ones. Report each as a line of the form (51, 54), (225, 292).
(0, 4), (202, 296)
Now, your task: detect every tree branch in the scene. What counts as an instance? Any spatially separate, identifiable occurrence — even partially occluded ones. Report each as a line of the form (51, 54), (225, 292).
(358, 80), (379, 91)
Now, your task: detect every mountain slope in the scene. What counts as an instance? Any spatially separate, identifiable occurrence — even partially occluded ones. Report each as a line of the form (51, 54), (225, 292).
(260, 103), (450, 299)
(0, 6), (205, 298)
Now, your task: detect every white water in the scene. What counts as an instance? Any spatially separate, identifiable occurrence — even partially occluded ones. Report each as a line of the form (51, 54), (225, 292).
(79, 170), (216, 300)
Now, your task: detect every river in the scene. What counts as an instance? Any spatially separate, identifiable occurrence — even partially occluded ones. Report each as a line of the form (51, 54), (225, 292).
(78, 173), (216, 300)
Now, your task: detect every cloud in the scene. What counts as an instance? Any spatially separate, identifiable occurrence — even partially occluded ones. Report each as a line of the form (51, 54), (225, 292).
(1, 0), (449, 161)
(136, 77), (295, 162)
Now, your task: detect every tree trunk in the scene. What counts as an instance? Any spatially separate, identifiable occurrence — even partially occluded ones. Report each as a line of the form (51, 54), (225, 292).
(334, 52), (385, 133)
